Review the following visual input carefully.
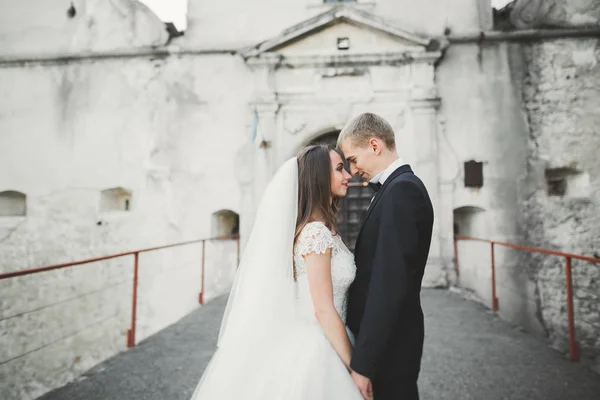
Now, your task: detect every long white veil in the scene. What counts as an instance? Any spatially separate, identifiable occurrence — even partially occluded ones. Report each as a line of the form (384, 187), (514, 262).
(191, 157), (299, 399)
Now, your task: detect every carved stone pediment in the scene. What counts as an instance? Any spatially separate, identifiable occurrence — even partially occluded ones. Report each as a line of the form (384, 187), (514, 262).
(242, 6), (443, 67)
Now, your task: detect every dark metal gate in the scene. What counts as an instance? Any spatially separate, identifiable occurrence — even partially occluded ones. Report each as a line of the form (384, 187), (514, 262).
(337, 180), (372, 251)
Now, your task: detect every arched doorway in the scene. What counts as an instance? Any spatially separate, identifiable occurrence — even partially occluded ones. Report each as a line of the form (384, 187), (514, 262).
(308, 132), (372, 251)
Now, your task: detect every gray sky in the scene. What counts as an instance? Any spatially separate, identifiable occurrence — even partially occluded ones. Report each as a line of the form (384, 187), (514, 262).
(140, 0), (515, 31)
(140, 0), (188, 30)
(492, 0), (514, 8)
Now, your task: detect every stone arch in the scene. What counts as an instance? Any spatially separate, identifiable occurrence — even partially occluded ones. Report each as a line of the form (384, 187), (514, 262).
(100, 187), (132, 212)
(306, 130), (340, 147)
(211, 209), (240, 237)
(453, 206), (486, 238)
(0, 190), (27, 217)
(289, 126), (342, 159)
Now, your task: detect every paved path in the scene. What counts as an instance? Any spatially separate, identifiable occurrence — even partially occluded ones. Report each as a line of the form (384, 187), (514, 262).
(40, 289), (600, 400)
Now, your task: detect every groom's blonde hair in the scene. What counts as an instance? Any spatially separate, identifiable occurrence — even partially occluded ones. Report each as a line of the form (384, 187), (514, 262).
(337, 112), (396, 150)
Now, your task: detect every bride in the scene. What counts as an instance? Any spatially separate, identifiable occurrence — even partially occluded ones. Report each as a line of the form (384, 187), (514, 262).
(190, 144), (369, 399)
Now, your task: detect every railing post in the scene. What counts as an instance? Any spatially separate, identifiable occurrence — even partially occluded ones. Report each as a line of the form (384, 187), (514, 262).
(453, 236), (459, 277)
(491, 242), (499, 312)
(127, 252), (140, 348)
(199, 240), (206, 305)
(564, 256), (580, 362)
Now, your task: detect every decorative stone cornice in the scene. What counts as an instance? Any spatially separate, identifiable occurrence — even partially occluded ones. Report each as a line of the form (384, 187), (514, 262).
(246, 51), (442, 69)
(409, 98), (441, 111)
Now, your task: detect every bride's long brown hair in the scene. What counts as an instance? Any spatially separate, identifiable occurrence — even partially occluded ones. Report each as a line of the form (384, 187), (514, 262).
(294, 144), (341, 250)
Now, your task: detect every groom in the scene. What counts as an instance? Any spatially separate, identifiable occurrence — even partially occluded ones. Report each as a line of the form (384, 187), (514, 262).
(338, 113), (434, 400)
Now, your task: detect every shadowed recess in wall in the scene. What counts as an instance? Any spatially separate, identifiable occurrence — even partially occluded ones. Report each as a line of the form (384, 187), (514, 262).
(545, 167), (590, 198)
(0, 191), (27, 217)
(211, 210), (239, 237)
(100, 187), (132, 213)
(453, 206), (486, 237)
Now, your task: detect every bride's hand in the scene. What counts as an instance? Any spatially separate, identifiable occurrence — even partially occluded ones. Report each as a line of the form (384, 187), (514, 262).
(351, 370), (373, 400)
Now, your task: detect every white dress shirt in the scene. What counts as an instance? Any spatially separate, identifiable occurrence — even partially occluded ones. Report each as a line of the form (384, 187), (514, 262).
(369, 158), (405, 186)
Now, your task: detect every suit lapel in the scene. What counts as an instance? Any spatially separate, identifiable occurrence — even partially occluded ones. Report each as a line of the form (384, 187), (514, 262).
(354, 164), (413, 249)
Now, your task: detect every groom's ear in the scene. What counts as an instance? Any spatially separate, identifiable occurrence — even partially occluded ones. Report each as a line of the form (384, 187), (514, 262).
(369, 138), (382, 156)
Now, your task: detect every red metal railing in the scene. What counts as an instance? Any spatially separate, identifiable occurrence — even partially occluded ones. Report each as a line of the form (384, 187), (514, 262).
(0, 234), (240, 348)
(454, 234), (600, 362)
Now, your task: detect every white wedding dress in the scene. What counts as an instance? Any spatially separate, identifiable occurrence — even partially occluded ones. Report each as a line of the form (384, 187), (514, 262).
(286, 221), (362, 399)
(189, 158), (363, 399)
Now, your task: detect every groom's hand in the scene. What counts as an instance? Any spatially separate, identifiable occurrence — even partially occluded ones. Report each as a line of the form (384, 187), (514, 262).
(351, 370), (373, 400)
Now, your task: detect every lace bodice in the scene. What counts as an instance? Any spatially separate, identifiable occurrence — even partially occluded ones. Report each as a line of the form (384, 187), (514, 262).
(293, 221), (356, 323)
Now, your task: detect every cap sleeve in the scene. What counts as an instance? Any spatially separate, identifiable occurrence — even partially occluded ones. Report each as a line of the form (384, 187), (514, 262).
(296, 222), (335, 257)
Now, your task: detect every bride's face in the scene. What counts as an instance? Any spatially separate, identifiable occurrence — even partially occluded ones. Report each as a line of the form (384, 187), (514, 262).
(329, 150), (351, 198)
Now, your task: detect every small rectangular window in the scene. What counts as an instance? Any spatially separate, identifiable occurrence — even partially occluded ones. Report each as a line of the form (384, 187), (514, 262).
(547, 178), (566, 196)
(337, 37), (350, 50)
(545, 167), (584, 197)
(464, 161), (483, 188)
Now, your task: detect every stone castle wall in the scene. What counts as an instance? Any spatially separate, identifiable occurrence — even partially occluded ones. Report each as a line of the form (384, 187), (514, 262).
(518, 0), (600, 372)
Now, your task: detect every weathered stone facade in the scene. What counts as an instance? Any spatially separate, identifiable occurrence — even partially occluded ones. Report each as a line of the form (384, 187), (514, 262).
(517, 0), (600, 372)
(454, 0), (600, 373)
(0, 0), (599, 398)
(0, 2), (242, 399)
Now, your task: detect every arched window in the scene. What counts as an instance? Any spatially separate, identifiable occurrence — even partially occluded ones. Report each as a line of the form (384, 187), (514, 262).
(453, 206), (486, 237)
(0, 191), (27, 217)
(100, 187), (132, 212)
(211, 210), (239, 237)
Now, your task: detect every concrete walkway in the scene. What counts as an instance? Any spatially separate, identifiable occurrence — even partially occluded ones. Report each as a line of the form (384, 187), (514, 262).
(40, 289), (600, 400)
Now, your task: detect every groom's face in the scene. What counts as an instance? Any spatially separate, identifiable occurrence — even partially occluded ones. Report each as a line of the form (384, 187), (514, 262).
(339, 139), (380, 181)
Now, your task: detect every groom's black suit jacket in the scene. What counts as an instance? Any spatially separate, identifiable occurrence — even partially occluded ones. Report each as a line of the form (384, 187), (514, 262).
(348, 164), (433, 384)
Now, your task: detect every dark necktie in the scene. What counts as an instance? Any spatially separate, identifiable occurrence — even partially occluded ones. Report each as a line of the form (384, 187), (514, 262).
(368, 182), (382, 193)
